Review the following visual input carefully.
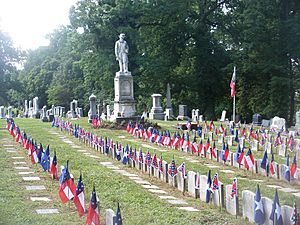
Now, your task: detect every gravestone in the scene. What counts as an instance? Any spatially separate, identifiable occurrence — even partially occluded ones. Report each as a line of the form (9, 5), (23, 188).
(28, 100), (33, 117)
(251, 140), (259, 151)
(177, 171), (185, 192)
(105, 209), (116, 225)
(192, 109), (200, 122)
(278, 143), (286, 157)
(88, 94), (97, 123)
(242, 190), (255, 223)
(0, 106), (4, 119)
(265, 141), (272, 154)
(270, 116), (286, 131)
(261, 119), (270, 127)
(41, 106), (48, 122)
(178, 105), (188, 119)
(225, 185), (238, 215)
(24, 100), (28, 118)
(32, 97), (40, 118)
(212, 183), (224, 207)
(7, 106), (12, 119)
(187, 171), (197, 198)
(106, 105), (111, 119)
(149, 94), (165, 120)
(295, 111), (300, 131)
(76, 107), (83, 117)
(262, 197), (273, 225)
(220, 110), (226, 122)
(282, 205), (293, 225)
(165, 83), (173, 118)
(252, 114), (262, 126)
(199, 175), (208, 202)
(60, 107), (65, 117)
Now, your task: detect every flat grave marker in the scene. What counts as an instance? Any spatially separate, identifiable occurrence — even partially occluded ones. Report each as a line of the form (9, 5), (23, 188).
(148, 189), (167, 194)
(158, 196), (177, 200)
(22, 177), (41, 181)
(166, 199), (188, 205)
(13, 162), (26, 165)
(36, 209), (59, 214)
(12, 157), (25, 159)
(26, 185), (46, 190)
(142, 185), (159, 189)
(178, 207), (200, 212)
(133, 180), (151, 185)
(15, 167), (30, 170)
(18, 171), (34, 175)
(30, 197), (51, 202)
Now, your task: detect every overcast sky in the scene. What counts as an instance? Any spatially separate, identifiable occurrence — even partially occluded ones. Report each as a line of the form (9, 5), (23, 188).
(0, 0), (77, 50)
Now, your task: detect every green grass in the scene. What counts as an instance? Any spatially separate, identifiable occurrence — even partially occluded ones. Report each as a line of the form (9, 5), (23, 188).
(0, 118), (254, 225)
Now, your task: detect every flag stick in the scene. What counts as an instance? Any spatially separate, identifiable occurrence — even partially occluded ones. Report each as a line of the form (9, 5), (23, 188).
(233, 95), (236, 123)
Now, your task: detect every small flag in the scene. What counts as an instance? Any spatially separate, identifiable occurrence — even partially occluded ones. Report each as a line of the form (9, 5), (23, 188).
(254, 184), (265, 225)
(168, 158), (177, 177)
(230, 66), (236, 97)
(290, 200), (298, 225)
(177, 162), (186, 178)
(41, 145), (50, 171)
(73, 173), (85, 218)
(211, 173), (219, 191)
(231, 178), (237, 198)
(122, 145), (129, 164)
(58, 160), (76, 204)
(260, 151), (268, 170)
(50, 150), (58, 180)
(205, 170), (212, 203)
(151, 152), (158, 168)
(86, 187), (100, 225)
(269, 151), (276, 176)
(290, 155), (297, 179)
(269, 189), (283, 225)
(115, 202), (123, 225)
(284, 155), (291, 182)
(159, 154), (163, 173)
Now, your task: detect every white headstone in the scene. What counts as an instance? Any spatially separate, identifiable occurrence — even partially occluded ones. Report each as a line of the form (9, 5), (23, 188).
(220, 110), (226, 122)
(270, 116), (286, 131)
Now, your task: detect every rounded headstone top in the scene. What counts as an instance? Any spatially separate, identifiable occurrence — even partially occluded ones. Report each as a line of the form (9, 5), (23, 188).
(151, 94), (162, 98)
(89, 94), (96, 101)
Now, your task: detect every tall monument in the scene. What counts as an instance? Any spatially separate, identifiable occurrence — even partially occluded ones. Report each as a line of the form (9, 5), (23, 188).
(113, 33), (136, 118)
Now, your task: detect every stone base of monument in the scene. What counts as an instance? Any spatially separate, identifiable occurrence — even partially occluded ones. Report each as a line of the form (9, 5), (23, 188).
(41, 117), (48, 122)
(113, 100), (136, 118)
(149, 112), (165, 120)
(114, 116), (140, 124)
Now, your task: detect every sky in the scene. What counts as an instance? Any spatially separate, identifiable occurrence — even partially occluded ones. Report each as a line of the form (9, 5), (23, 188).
(0, 0), (78, 50)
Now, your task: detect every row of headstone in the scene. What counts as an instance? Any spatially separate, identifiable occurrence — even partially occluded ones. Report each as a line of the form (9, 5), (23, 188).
(66, 99), (83, 119)
(0, 106), (13, 119)
(24, 97), (40, 118)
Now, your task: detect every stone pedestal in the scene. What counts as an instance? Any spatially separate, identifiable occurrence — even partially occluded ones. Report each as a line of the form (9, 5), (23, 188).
(32, 97), (40, 119)
(0, 106), (5, 119)
(41, 106), (48, 122)
(24, 100), (28, 118)
(149, 94), (165, 120)
(88, 94), (97, 123)
(114, 72), (136, 118)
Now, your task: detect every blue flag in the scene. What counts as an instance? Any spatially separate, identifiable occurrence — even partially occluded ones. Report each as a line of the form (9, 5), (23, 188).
(235, 129), (239, 143)
(261, 151), (268, 170)
(284, 155), (290, 182)
(235, 144), (241, 162)
(269, 189), (283, 225)
(205, 170), (212, 203)
(122, 145), (129, 164)
(41, 145), (50, 171)
(115, 203), (123, 225)
(37, 144), (43, 163)
(254, 184), (265, 225)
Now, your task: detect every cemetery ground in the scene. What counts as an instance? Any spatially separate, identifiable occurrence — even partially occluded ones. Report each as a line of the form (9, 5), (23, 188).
(0, 119), (245, 224)
(1, 118), (299, 225)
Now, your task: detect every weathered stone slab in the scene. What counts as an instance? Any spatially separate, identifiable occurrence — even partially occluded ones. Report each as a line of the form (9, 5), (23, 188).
(142, 185), (159, 189)
(83, 152), (91, 155)
(251, 140), (259, 151)
(77, 150), (87, 152)
(187, 171), (197, 198)
(106, 166), (120, 170)
(105, 209), (116, 225)
(15, 167), (30, 170)
(158, 196), (177, 200)
(13, 162), (26, 165)
(199, 175), (208, 202)
(242, 190), (255, 223)
(189, 160), (199, 163)
(177, 207), (200, 212)
(18, 171), (34, 175)
(117, 136), (125, 138)
(266, 185), (282, 189)
(22, 177), (41, 181)
(279, 187), (298, 193)
(262, 197), (273, 225)
(177, 171), (185, 192)
(212, 182), (224, 207)
(71, 145), (81, 149)
(112, 170), (128, 174)
(220, 170), (235, 174)
(293, 192), (300, 198)
(12, 157), (25, 159)
(206, 165), (220, 168)
(128, 176), (140, 180)
(36, 209), (59, 214)
(26, 185), (46, 190)
(3, 144), (14, 147)
(166, 199), (188, 205)
(225, 184), (238, 215)
(88, 155), (100, 159)
(30, 197), (51, 202)
(148, 189), (167, 194)
(100, 162), (113, 166)
(282, 205), (293, 225)
(133, 180), (151, 185)
(7, 150), (17, 153)
(162, 160), (168, 183)
(122, 173), (138, 177)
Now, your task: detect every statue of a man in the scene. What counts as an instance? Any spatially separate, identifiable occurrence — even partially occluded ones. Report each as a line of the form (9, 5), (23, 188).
(115, 33), (129, 73)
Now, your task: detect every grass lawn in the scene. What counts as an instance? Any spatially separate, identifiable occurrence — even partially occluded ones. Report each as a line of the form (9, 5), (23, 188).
(0, 118), (255, 225)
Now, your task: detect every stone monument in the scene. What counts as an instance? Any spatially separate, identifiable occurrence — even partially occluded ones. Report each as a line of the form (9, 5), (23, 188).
(41, 106), (48, 122)
(296, 111), (300, 131)
(28, 100), (33, 118)
(7, 106), (12, 119)
(165, 83), (173, 119)
(149, 94), (165, 120)
(24, 100), (28, 118)
(88, 94), (97, 123)
(113, 33), (136, 118)
(0, 106), (5, 119)
(32, 97), (40, 119)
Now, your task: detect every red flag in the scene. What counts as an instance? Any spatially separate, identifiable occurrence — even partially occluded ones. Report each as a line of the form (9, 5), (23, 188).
(50, 151), (58, 180)
(290, 155), (297, 179)
(58, 162), (76, 204)
(212, 173), (219, 191)
(230, 66), (236, 97)
(73, 174), (85, 218)
(86, 187), (100, 225)
(231, 178), (237, 198)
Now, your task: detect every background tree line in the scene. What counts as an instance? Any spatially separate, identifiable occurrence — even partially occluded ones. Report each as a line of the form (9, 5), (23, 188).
(1, 0), (300, 125)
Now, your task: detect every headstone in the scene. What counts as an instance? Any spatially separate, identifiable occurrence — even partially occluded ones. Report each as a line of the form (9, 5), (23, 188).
(22, 177), (41, 181)
(25, 185), (46, 190)
(7, 106), (12, 119)
(252, 114), (262, 126)
(106, 105), (111, 119)
(251, 140), (259, 151)
(278, 144), (286, 157)
(88, 94), (97, 123)
(177, 171), (185, 192)
(105, 209), (116, 225)
(225, 185), (238, 215)
(36, 209), (59, 214)
(199, 175), (208, 202)
(212, 182), (224, 207)
(265, 141), (273, 154)
(165, 83), (173, 118)
(261, 197), (274, 225)
(261, 119), (270, 127)
(28, 100), (33, 117)
(178, 105), (188, 118)
(218, 135), (224, 144)
(149, 94), (165, 120)
(76, 107), (83, 117)
(270, 116), (286, 131)
(24, 100), (28, 118)
(187, 171), (197, 198)
(148, 189), (167, 194)
(41, 106), (48, 122)
(242, 190), (255, 223)
(296, 111), (300, 131)
(70, 100), (77, 118)
(220, 110), (226, 122)
(32, 97), (39, 118)
(0, 106), (5, 119)
(30, 197), (51, 202)
(166, 199), (188, 205)
(282, 205), (293, 225)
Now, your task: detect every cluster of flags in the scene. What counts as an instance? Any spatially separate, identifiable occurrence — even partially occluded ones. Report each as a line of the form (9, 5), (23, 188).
(7, 119), (123, 225)
(254, 185), (299, 225)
